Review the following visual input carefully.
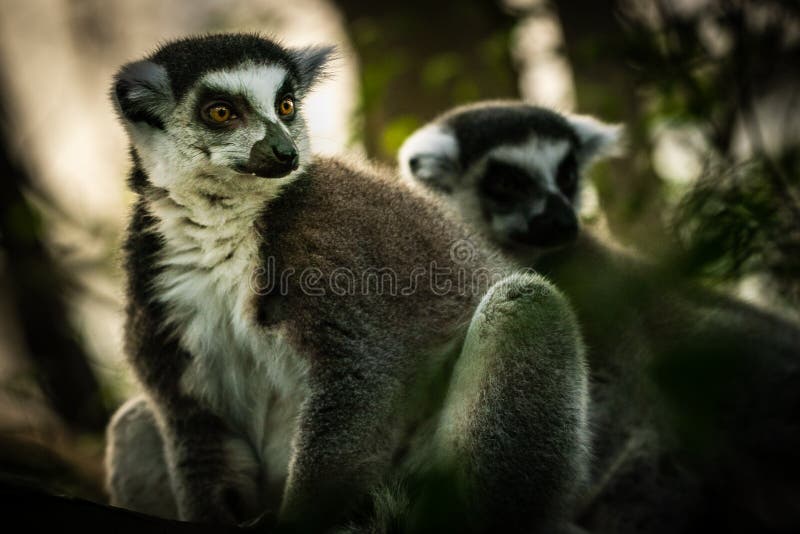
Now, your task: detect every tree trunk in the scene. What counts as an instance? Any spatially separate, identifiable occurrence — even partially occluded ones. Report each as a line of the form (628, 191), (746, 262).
(554, 0), (669, 253)
(335, 0), (520, 160)
(0, 74), (109, 433)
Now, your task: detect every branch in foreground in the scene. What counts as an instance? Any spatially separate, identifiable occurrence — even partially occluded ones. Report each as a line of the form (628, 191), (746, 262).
(0, 479), (244, 533)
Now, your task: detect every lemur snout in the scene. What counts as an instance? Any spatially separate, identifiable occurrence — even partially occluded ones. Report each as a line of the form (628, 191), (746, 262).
(272, 143), (299, 168)
(239, 128), (299, 178)
(515, 193), (578, 248)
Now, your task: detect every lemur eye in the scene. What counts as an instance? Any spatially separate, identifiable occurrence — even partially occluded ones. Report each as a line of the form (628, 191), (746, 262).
(480, 160), (532, 201)
(278, 96), (295, 117)
(204, 102), (237, 124)
(556, 154), (578, 195)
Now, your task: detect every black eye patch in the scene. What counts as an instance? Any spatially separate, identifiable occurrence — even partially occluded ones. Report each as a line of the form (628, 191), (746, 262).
(195, 87), (251, 120)
(477, 160), (545, 216)
(479, 160), (539, 202)
(276, 78), (295, 101)
(556, 153), (579, 200)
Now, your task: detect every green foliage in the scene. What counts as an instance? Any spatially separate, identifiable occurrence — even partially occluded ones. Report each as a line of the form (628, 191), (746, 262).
(359, 54), (409, 115)
(674, 159), (800, 288)
(344, 2), (518, 160)
(602, 0), (800, 311)
(421, 53), (462, 90)
(382, 115), (422, 157)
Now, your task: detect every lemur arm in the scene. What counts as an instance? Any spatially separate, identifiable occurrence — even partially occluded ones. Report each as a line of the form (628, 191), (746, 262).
(158, 397), (242, 523)
(278, 354), (404, 531)
(125, 303), (256, 524)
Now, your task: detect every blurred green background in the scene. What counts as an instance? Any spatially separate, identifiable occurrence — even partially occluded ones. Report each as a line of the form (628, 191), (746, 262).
(0, 0), (797, 504)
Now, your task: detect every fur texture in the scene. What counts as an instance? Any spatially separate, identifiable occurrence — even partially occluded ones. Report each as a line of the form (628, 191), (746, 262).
(399, 100), (800, 534)
(106, 36), (590, 533)
(399, 102), (619, 249)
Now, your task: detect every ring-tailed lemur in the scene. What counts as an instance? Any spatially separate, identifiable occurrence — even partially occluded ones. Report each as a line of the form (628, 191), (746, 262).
(398, 101), (621, 250)
(105, 36), (590, 533)
(399, 101), (800, 533)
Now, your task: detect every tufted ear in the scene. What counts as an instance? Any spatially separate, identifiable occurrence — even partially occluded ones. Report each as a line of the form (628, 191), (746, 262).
(565, 113), (624, 168)
(112, 60), (174, 130)
(289, 45), (336, 96)
(398, 124), (461, 193)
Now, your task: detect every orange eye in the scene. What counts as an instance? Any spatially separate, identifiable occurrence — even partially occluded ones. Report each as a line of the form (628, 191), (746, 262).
(278, 96), (294, 117)
(207, 104), (235, 123)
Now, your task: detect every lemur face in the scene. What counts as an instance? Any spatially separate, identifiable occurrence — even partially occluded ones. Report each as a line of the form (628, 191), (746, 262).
(113, 34), (332, 195)
(399, 102), (620, 250)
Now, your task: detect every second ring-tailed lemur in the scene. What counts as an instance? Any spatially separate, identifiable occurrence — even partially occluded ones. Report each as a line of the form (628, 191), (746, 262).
(399, 101), (800, 534)
(105, 35), (590, 533)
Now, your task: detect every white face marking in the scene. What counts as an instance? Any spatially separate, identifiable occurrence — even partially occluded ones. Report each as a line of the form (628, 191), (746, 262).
(198, 64), (301, 171)
(484, 138), (571, 240)
(202, 64), (288, 122)
(486, 137), (570, 199)
(442, 135), (574, 245)
(490, 211), (529, 236)
(130, 61), (309, 205)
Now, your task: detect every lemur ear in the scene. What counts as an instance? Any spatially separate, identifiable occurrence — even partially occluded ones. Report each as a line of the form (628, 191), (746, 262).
(112, 60), (174, 130)
(398, 124), (461, 192)
(565, 114), (625, 168)
(290, 45), (336, 95)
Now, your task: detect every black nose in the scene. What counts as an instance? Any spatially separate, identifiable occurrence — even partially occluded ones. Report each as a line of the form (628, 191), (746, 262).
(510, 193), (578, 248)
(238, 132), (299, 178)
(272, 144), (299, 169)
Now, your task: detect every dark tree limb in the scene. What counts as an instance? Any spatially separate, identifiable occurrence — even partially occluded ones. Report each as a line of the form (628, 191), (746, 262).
(334, 0), (520, 160)
(0, 478), (243, 533)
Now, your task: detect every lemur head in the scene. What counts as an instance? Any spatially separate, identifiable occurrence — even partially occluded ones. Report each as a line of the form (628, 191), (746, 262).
(399, 101), (621, 249)
(113, 34), (333, 197)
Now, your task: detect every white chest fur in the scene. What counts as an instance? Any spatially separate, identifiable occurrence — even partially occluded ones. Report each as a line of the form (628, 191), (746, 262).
(149, 188), (308, 488)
